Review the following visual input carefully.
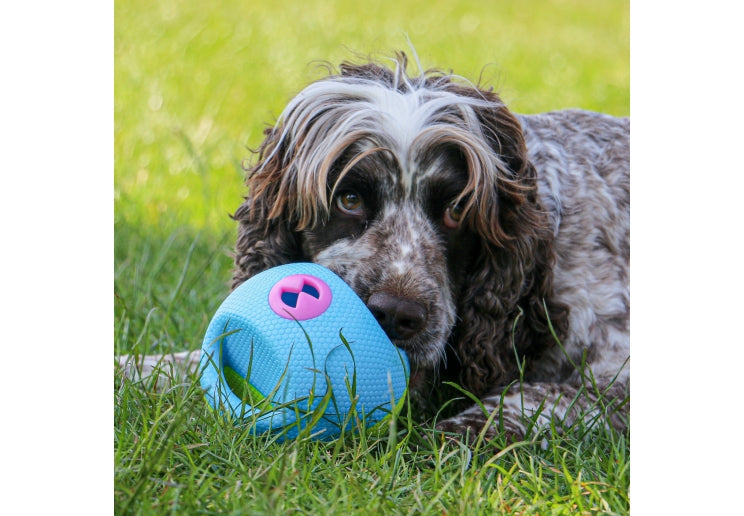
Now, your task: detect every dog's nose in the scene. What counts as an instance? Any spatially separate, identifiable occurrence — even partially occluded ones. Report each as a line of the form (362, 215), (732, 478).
(367, 292), (427, 340)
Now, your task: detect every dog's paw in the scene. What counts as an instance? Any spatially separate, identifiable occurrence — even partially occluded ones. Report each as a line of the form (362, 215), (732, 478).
(433, 412), (525, 449)
(116, 350), (201, 390)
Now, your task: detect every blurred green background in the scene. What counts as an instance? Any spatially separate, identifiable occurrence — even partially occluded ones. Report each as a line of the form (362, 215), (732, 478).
(115, 0), (628, 235)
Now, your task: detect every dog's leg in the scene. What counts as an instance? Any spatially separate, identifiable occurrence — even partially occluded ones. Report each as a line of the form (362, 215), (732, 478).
(435, 381), (629, 444)
(116, 350), (203, 390)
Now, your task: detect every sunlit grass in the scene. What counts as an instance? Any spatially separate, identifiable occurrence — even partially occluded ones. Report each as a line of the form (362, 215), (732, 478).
(115, 0), (628, 232)
(115, 349), (629, 514)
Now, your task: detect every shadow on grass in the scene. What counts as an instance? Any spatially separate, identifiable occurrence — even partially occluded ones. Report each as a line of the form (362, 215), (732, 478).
(114, 219), (235, 357)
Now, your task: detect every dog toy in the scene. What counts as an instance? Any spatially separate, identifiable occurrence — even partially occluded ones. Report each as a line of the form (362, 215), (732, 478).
(200, 262), (409, 441)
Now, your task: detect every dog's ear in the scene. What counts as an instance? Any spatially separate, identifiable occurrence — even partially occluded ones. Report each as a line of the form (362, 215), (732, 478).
(231, 127), (303, 290)
(439, 83), (547, 251)
(441, 86), (571, 396)
(453, 232), (571, 396)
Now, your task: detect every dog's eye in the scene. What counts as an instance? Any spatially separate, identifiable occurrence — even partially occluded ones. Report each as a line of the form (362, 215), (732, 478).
(336, 191), (364, 216)
(443, 201), (465, 229)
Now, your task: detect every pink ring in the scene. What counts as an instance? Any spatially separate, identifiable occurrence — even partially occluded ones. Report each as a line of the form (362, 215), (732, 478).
(268, 274), (333, 320)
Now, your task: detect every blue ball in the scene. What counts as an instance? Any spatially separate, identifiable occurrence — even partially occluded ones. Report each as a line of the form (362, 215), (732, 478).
(200, 263), (410, 441)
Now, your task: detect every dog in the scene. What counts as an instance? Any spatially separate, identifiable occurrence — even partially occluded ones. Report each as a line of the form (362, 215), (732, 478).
(120, 53), (629, 444)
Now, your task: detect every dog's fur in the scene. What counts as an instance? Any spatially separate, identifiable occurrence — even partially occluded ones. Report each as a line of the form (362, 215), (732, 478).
(120, 53), (629, 443)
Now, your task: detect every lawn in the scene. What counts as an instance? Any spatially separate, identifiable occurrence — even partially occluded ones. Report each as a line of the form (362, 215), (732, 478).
(115, 0), (629, 513)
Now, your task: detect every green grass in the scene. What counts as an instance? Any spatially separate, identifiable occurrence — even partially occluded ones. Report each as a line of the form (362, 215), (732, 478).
(116, 336), (628, 515)
(115, 0), (629, 513)
(114, 229), (629, 514)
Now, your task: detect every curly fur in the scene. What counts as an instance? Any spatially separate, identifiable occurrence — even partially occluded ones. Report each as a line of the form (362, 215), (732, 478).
(228, 53), (629, 441)
(120, 53), (629, 443)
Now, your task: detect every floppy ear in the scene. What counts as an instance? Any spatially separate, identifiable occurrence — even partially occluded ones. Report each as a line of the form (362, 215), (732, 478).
(448, 93), (570, 396)
(231, 127), (303, 289)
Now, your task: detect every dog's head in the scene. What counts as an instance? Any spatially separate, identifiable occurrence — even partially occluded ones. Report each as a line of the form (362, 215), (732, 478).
(233, 54), (560, 393)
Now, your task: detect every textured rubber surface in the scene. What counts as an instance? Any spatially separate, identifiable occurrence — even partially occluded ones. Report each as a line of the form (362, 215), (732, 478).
(200, 263), (409, 441)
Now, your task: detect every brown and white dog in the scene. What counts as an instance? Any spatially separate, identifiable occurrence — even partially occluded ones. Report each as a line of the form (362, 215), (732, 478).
(120, 53), (629, 443)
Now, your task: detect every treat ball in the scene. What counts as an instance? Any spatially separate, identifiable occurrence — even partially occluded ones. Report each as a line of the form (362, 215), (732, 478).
(199, 262), (409, 441)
